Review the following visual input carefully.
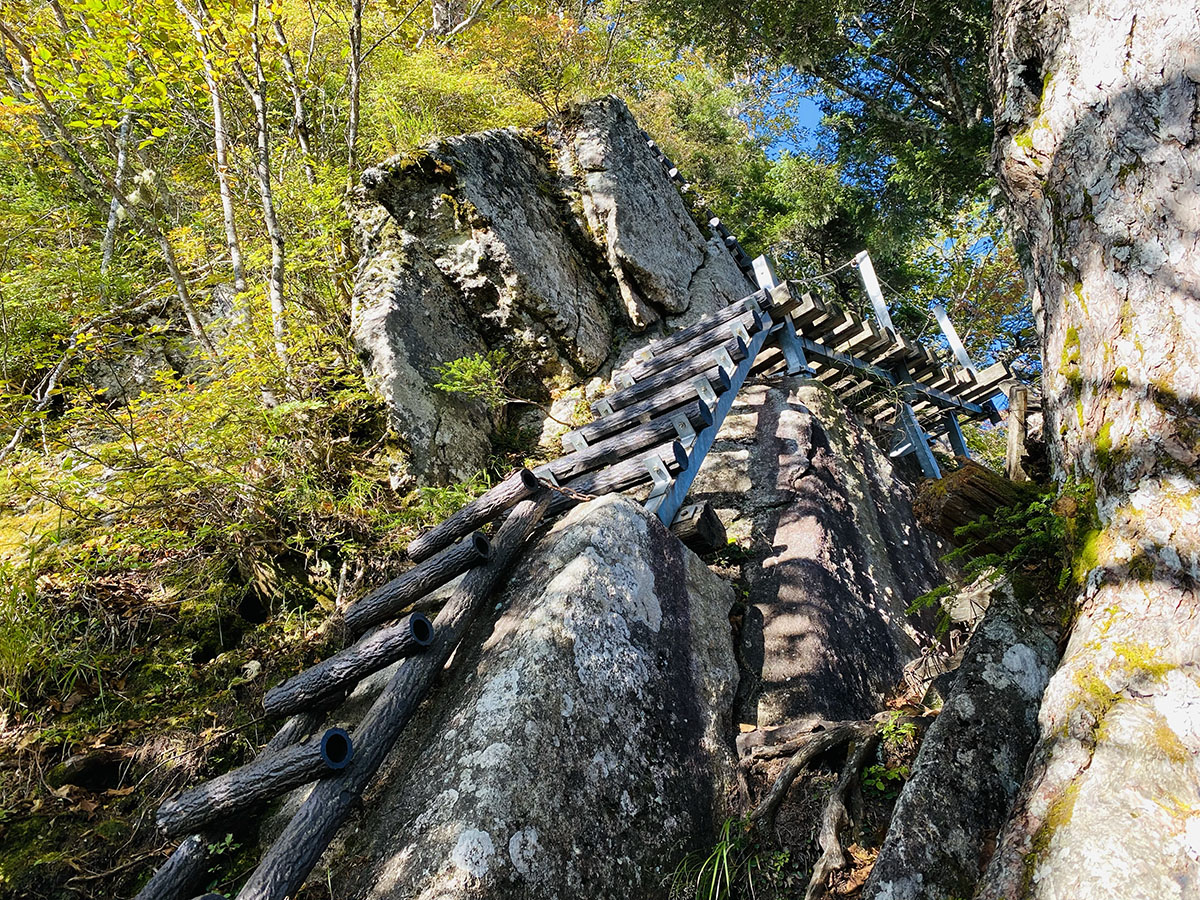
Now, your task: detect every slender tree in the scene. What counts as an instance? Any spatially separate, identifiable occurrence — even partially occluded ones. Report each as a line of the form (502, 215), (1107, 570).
(0, 18), (221, 363)
(174, 0), (249, 303)
(233, 0), (289, 369)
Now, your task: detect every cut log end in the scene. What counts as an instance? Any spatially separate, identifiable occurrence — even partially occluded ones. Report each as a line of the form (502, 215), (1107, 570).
(409, 612), (434, 647)
(319, 728), (353, 770)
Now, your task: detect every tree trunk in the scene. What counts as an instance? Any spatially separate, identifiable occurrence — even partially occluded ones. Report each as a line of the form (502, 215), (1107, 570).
(174, 0), (248, 302)
(346, 0), (362, 177)
(241, 0), (289, 370)
(0, 19), (221, 363)
(270, 11), (316, 186)
(100, 100), (133, 275)
(983, 2), (1200, 897)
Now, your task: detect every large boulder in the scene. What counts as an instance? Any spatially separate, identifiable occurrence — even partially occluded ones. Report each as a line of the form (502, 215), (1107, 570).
(559, 96), (752, 329)
(863, 580), (1058, 900)
(350, 97), (751, 483)
(687, 377), (946, 728)
(329, 494), (739, 899)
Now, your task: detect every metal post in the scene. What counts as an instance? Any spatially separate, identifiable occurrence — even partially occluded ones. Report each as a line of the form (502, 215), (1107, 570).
(752, 255), (812, 376)
(931, 304), (977, 374)
(896, 402), (941, 479)
(853, 250), (896, 333)
(942, 410), (971, 459)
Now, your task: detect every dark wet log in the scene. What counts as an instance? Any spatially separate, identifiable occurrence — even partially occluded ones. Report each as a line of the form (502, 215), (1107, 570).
(407, 469), (539, 563)
(156, 729), (354, 839)
(346, 533), (491, 635)
(234, 491), (552, 900)
(669, 501), (726, 553)
(598, 337), (747, 413)
(913, 460), (1034, 551)
(262, 614), (434, 718)
(579, 370), (729, 445)
(134, 834), (210, 900)
(546, 400), (711, 480)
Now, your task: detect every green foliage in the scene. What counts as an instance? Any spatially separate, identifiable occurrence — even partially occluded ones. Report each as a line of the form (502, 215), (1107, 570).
(669, 818), (761, 900)
(862, 761), (909, 799)
(433, 350), (517, 412)
(647, 0), (994, 223)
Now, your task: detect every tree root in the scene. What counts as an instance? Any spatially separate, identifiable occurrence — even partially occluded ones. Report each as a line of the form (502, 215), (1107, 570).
(746, 720), (878, 832)
(805, 730), (880, 900)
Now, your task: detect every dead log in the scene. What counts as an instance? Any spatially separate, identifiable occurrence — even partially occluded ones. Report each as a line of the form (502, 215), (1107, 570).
(669, 501), (726, 553)
(345, 532), (490, 634)
(134, 834), (211, 900)
(1005, 384), (1030, 482)
(406, 469), (539, 562)
(913, 460), (1034, 551)
(156, 728), (353, 838)
(262, 613), (434, 718)
(234, 490), (552, 900)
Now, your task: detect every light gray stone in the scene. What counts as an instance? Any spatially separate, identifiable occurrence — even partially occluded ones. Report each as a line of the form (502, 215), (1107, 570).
(331, 495), (739, 900)
(863, 581), (1057, 900)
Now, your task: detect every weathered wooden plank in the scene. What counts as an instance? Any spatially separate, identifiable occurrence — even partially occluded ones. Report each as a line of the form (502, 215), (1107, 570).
(157, 729), (353, 838)
(346, 533), (491, 635)
(233, 492), (552, 900)
(575, 369), (729, 445)
(1006, 384), (1030, 482)
(598, 337), (747, 414)
(407, 469), (540, 563)
(670, 501), (727, 553)
(262, 613), (435, 719)
(556, 438), (687, 505)
(623, 310), (761, 382)
(547, 400), (711, 480)
(633, 292), (764, 359)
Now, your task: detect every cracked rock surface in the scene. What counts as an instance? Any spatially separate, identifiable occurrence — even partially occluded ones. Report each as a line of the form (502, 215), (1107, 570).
(350, 96), (750, 482)
(689, 377), (947, 726)
(330, 495), (739, 900)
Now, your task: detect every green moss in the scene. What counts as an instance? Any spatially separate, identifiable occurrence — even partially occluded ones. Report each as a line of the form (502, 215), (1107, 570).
(1060, 326), (1083, 393)
(1014, 131), (1034, 151)
(1023, 780), (1082, 889)
(1113, 366), (1131, 390)
(1151, 720), (1191, 765)
(1112, 641), (1174, 680)
(1095, 420), (1114, 468)
(0, 816), (74, 892)
(1071, 281), (1088, 312)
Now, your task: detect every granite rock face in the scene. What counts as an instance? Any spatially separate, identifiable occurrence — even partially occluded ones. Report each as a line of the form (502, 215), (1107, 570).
(332, 495), (739, 900)
(863, 580), (1058, 900)
(351, 97), (751, 482)
(687, 377), (946, 727)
